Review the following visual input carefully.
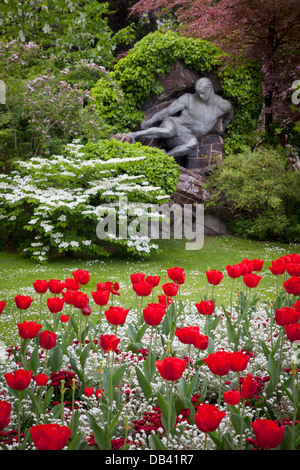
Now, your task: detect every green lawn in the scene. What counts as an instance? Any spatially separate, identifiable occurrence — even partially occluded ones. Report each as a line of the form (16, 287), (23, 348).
(0, 235), (299, 345)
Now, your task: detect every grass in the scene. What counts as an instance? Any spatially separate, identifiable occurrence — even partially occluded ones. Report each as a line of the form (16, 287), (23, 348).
(0, 235), (299, 346)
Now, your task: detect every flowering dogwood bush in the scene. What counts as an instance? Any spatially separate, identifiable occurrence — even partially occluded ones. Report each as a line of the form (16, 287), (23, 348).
(0, 253), (299, 450)
(0, 140), (179, 261)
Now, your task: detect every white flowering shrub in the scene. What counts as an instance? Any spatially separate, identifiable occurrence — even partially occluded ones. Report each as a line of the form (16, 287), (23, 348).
(0, 140), (180, 262)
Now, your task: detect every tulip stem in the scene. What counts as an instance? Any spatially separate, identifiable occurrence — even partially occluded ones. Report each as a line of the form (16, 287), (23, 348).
(230, 279), (235, 315)
(167, 382), (174, 449)
(239, 398), (245, 450)
(17, 390), (21, 448)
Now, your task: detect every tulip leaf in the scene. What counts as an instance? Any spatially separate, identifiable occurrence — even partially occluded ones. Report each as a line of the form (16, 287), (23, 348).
(80, 343), (91, 369)
(135, 366), (152, 399)
(112, 364), (127, 387)
(143, 350), (156, 383)
(48, 344), (63, 373)
(149, 433), (166, 450)
(88, 413), (111, 450)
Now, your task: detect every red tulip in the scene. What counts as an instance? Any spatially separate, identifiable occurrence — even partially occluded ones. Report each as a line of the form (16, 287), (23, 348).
(285, 323), (300, 343)
(167, 267), (185, 283)
(162, 282), (179, 297)
(35, 374), (49, 386)
(251, 259), (264, 271)
(0, 301), (5, 314)
(243, 273), (262, 288)
(99, 334), (120, 352)
(203, 351), (232, 376)
(72, 291), (89, 309)
(241, 373), (257, 399)
(0, 401), (11, 430)
(47, 296), (65, 313)
(283, 276), (300, 296)
(206, 269), (224, 286)
(105, 306), (129, 326)
(226, 265), (242, 279)
(195, 403), (226, 433)
(97, 281), (120, 296)
(60, 314), (69, 323)
(155, 357), (188, 381)
(223, 390), (241, 406)
(286, 264), (300, 277)
(294, 300), (300, 312)
(132, 281), (153, 297)
(142, 303), (166, 326)
(64, 277), (80, 291)
(72, 269), (90, 286)
(17, 321), (42, 340)
(230, 350), (249, 372)
(175, 326), (200, 345)
(33, 280), (48, 294)
(84, 387), (94, 397)
(251, 418), (285, 449)
(275, 306), (300, 326)
(130, 273), (145, 284)
(48, 279), (65, 294)
(145, 275), (160, 287)
(195, 300), (215, 316)
(82, 305), (92, 316)
(269, 259), (286, 275)
(39, 330), (57, 350)
(193, 333), (209, 351)
(158, 294), (172, 306)
(30, 423), (72, 450)
(4, 369), (33, 390)
(92, 289), (110, 306)
(62, 289), (77, 305)
(239, 261), (254, 275)
(14, 294), (33, 310)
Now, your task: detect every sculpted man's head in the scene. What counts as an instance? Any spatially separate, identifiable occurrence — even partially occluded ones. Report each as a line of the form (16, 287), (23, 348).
(195, 77), (214, 102)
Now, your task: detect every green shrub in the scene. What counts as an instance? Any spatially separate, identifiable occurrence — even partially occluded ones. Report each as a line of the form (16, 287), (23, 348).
(205, 147), (300, 242)
(0, 139), (180, 262)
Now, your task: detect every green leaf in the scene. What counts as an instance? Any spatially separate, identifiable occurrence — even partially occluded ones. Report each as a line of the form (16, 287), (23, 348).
(149, 433), (166, 450)
(48, 344), (63, 373)
(88, 413), (111, 450)
(135, 366), (152, 399)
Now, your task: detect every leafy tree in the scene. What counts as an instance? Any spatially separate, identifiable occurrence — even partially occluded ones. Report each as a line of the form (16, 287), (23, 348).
(130, 0), (300, 135)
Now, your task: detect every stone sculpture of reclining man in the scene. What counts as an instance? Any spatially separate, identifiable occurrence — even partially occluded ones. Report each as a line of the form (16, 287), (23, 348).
(129, 77), (233, 158)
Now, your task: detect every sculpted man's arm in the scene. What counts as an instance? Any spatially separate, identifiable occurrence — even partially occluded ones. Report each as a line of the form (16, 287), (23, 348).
(140, 94), (188, 129)
(218, 97), (234, 135)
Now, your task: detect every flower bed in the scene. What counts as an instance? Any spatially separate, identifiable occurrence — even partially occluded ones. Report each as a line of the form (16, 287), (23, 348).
(0, 254), (300, 450)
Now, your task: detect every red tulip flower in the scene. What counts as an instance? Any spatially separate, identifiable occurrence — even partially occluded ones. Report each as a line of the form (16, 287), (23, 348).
(167, 267), (185, 283)
(47, 296), (65, 313)
(30, 423), (72, 450)
(223, 390), (241, 406)
(72, 291), (89, 309)
(275, 306), (300, 326)
(92, 289), (110, 306)
(33, 280), (48, 294)
(142, 303), (166, 326)
(241, 373), (257, 399)
(251, 418), (285, 450)
(97, 281), (120, 296)
(64, 277), (80, 291)
(195, 403), (226, 433)
(283, 276), (300, 296)
(162, 282), (179, 297)
(226, 265), (242, 279)
(35, 374), (49, 386)
(204, 351), (232, 376)
(17, 321), (42, 340)
(0, 401), (11, 431)
(72, 269), (90, 286)
(82, 305), (92, 316)
(130, 273), (145, 284)
(132, 281), (153, 297)
(48, 279), (65, 294)
(158, 294), (172, 306)
(269, 259), (286, 275)
(4, 369), (33, 390)
(39, 330), (57, 350)
(206, 269), (224, 286)
(230, 350), (249, 372)
(285, 323), (300, 343)
(145, 275), (160, 287)
(155, 357), (188, 381)
(105, 306), (129, 326)
(193, 333), (209, 351)
(0, 301), (5, 314)
(14, 294), (33, 310)
(60, 314), (69, 323)
(62, 289), (77, 305)
(286, 264), (300, 277)
(251, 258), (264, 271)
(243, 273), (262, 288)
(84, 387), (94, 397)
(195, 300), (215, 316)
(175, 326), (200, 345)
(99, 334), (120, 352)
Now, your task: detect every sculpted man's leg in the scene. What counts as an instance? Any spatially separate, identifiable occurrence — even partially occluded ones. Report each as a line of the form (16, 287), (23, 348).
(167, 136), (198, 157)
(129, 126), (173, 143)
